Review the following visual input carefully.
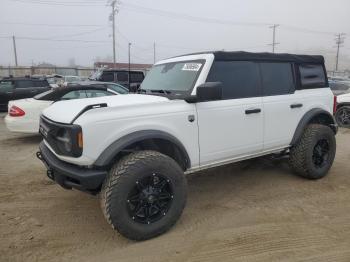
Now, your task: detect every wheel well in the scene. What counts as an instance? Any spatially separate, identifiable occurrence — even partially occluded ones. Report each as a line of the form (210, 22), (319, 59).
(309, 113), (336, 132)
(291, 110), (337, 146)
(113, 138), (190, 171)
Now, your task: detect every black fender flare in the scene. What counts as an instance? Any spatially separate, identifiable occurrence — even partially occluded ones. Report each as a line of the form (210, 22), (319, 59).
(290, 108), (338, 146)
(94, 130), (191, 168)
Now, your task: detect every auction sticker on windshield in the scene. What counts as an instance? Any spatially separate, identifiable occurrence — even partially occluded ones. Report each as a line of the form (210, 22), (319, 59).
(182, 63), (202, 71)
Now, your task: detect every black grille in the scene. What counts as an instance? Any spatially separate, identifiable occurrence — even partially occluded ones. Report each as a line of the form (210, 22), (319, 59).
(39, 115), (82, 157)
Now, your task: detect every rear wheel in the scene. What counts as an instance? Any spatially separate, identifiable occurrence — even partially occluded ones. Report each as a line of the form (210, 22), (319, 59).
(100, 150), (187, 241)
(289, 124), (336, 179)
(335, 106), (350, 128)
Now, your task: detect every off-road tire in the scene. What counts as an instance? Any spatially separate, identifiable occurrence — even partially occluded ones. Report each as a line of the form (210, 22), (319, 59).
(100, 150), (187, 241)
(289, 124), (336, 179)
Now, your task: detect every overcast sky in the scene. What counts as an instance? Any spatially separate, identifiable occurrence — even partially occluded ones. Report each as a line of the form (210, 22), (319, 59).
(1, 0), (349, 70)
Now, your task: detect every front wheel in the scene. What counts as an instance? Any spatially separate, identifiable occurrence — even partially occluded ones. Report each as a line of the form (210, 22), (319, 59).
(289, 124), (336, 179)
(100, 150), (187, 241)
(335, 106), (350, 128)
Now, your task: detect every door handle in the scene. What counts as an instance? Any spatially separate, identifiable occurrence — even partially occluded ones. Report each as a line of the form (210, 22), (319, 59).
(290, 103), (303, 109)
(245, 108), (261, 115)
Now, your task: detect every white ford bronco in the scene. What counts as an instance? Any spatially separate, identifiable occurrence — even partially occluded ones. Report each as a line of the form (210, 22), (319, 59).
(37, 51), (337, 240)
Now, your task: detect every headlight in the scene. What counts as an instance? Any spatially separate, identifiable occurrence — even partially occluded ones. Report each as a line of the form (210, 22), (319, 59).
(59, 129), (73, 151)
(55, 127), (82, 157)
(57, 129), (72, 152)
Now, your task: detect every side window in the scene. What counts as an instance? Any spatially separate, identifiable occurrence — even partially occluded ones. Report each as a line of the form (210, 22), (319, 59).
(117, 72), (128, 82)
(260, 63), (295, 96)
(85, 90), (113, 98)
(107, 84), (128, 94)
(34, 80), (49, 87)
(16, 80), (34, 88)
(206, 61), (261, 99)
(0, 81), (14, 92)
(130, 72), (144, 83)
(299, 64), (326, 89)
(100, 72), (114, 82)
(61, 90), (87, 100)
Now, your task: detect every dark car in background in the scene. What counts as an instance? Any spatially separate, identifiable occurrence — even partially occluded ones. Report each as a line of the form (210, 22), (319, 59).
(90, 69), (145, 92)
(0, 77), (50, 111)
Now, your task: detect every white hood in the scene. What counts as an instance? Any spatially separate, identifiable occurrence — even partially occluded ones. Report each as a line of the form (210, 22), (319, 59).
(42, 94), (169, 124)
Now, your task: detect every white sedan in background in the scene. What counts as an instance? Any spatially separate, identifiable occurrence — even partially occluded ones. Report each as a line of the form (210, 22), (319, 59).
(5, 83), (128, 134)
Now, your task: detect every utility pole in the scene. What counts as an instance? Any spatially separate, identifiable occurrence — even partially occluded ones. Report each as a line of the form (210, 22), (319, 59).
(110, 0), (118, 65)
(335, 33), (346, 72)
(12, 35), (18, 66)
(128, 42), (131, 86)
(269, 24), (279, 53)
(153, 42), (156, 64)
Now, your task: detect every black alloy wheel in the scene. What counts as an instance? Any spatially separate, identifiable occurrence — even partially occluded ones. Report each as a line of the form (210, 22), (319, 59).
(312, 139), (330, 169)
(127, 173), (173, 225)
(335, 106), (350, 127)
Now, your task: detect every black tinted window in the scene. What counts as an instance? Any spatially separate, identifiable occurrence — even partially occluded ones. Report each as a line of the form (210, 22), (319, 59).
(260, 63), (294, 96)
(117, 72), (128, 82)
(16, 80), (34, 88)
(34, 80), (49, 87)
(130, 72), (144, 83)
(206, 61), (261, 99)
(100, 72), (114, 82)
(299, 64), (326, 89)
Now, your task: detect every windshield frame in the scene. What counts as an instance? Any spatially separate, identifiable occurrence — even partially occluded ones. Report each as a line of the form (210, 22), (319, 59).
(140, 59), (206, 98)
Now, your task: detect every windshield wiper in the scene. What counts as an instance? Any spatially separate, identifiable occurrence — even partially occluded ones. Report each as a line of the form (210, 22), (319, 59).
(149, 89), (172, 94)
(138, 88), (148, 93)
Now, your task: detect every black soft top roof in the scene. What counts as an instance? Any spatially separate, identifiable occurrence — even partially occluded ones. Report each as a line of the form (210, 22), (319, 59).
(180, 51), (324, 64)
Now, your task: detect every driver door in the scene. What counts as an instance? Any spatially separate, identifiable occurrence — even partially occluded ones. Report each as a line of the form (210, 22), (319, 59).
(196, 61), (264, 166)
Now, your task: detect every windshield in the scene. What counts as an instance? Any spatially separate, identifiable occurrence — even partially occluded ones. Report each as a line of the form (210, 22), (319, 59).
(140, 60), (205, 95)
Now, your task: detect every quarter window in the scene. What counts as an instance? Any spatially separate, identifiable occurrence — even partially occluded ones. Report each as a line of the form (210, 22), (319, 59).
(206, 61), (261, 99)
(117, 72), (128, 82)
(260, 63), (294, 96)
(100, 72), (114, 82)
(299, 64), (326, 89)
(130, 72), (144, 83)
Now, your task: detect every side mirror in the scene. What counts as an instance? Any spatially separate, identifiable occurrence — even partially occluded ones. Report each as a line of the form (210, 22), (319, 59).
(185, 82), (222, 103)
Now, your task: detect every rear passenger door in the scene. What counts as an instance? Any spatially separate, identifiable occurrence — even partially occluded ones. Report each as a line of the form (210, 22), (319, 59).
(196, 61), (264, 166)
(261, 62), (304, 150)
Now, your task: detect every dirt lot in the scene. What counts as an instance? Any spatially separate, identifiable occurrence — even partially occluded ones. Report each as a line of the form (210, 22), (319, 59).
(1, 113), (350, 262)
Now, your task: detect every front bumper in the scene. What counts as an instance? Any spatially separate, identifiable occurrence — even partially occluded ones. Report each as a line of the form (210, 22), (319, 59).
(37, 141), (107, 194)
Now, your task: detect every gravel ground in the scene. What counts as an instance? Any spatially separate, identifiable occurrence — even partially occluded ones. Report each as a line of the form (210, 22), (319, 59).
(1, 112), (350, 262)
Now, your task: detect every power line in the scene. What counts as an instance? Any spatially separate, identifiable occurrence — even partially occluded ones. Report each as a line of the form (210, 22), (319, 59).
(1, 21), (105, 27)
(0, 35), (110, 43)
(8, 0), (107, 7)
(122, 3), (270, 27)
